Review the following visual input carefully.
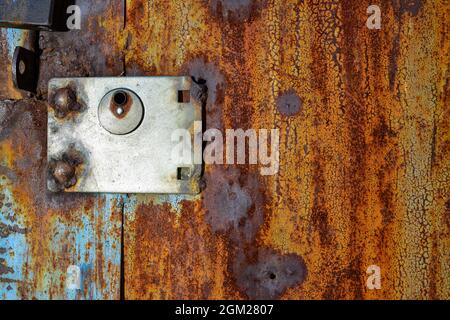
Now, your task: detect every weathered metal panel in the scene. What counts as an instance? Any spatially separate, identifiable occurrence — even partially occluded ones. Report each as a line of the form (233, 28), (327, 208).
(0, 0), (448, 300)
(0, 0), (55, 30)
(122, 0), (449, 299)
(0, 100), (123, 299)
(0, 0), (125, 300)
(37, 0), (125, 97)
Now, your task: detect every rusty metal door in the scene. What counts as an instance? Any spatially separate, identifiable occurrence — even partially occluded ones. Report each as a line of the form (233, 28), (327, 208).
(0, 0), (448, 300)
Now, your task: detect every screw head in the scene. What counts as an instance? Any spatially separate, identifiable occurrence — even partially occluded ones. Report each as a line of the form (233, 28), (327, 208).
(53, 160), (76, 188)
(53, 88), (80, 118)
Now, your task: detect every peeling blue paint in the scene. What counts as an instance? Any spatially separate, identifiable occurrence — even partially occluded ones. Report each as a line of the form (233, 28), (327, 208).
(5, 28), (25, 57)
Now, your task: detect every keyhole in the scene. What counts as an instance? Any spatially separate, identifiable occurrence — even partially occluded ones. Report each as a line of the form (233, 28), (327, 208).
(113, 91), (128, 106)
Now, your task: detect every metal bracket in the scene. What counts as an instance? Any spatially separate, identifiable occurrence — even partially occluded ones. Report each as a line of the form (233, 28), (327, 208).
(47, 77), (204, 194)
(12, 46), (38, 93)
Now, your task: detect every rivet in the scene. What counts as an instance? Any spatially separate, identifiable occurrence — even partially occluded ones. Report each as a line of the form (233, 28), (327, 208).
(52, 87), (80, 118)
(53, 160), (76, 188)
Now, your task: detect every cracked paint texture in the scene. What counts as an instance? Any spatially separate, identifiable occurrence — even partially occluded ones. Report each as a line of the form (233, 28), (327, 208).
(0, 0), (449, 300)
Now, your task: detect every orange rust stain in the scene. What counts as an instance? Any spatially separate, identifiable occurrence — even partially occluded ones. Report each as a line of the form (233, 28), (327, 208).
(121, 0), (449, 300)
(0, 31), (22, 100)
(0, 142), (15, 168)
(1, 0), (447, 301)
(124, 196), (234, 299)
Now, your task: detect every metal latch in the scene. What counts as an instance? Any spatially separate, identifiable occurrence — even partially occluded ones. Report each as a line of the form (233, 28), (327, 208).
(47, 77), (204, 194)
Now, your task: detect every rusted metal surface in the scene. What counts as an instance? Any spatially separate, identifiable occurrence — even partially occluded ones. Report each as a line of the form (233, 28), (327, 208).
(0, 0), (124, 299)
(0, 28), (35, 99)
(122, 0), (449, 299)
(37, 0), (125, 97)
(0, 0), (55, 30)
(0, 0), (449, 300)
(0, 100), (122, 299)
(0, 0), (74, 31)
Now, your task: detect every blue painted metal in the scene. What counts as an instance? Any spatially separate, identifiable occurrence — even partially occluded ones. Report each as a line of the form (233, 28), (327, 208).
(0, 100), (123, 300)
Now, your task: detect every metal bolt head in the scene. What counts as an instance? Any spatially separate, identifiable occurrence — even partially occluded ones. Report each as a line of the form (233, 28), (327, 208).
(53, 87), (80, 118)
(54, 87), (75, 108)
(53, 160), (76, 187)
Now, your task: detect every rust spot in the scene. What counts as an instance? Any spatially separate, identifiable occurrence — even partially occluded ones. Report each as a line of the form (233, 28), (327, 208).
(0, 258), (13, 275)
(37, 1), (124, 96)
(389, 33), (400, 94)
(0, 101), (27, 142)
(203, 166), (306, 298)
(184, 59), (226, 129)
(209, 0), (267, 22)
(203, 167), (264, 244)
(372, 117), (397, 146)
(0, 166), (17, 182)
(53, 161), (76, 187)
(311, 152), (333, 246)
(1, 100), (92, 213)
(126, 200), (220, 299)
(445, 199), (450, 229)
(399, 0), (423, 16)
(0, 222), (27, 238)
(234, 249), (307, 300)
(324, 258), (363, 299)
(380, 188), (395, 224)
(276, 90), (303, 117)
(109, 90), (132, 119)
(50, 86), (84, 119)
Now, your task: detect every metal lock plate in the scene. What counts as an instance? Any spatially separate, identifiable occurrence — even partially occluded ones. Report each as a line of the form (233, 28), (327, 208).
(47, 77), (203, 194)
